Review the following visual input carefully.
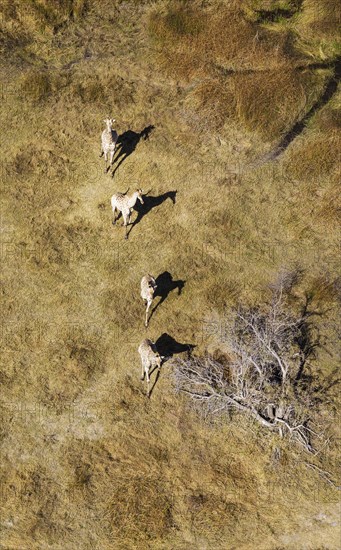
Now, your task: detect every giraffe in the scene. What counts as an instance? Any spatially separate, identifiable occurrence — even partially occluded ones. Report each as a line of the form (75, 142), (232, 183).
(140, 274), (157, 327)
(100, 118), (118, 173)
(138, 338), (163, 397)
(111, 189), (144, 239)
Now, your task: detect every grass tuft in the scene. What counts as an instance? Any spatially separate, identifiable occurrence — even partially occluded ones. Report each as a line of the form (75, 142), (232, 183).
(232, 68), (329, 138)
(105, 476), (173, 543)
(21, 70), (52, 102)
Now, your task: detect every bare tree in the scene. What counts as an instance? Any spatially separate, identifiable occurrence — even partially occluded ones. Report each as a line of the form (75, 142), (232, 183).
(173, 282), (323, 452)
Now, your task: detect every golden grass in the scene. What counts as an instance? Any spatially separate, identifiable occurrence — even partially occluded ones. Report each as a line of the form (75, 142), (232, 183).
(284, 131), (340, 181)
(232, 67), (329, 138)
(182, 68), (331, 138)
(0, 0), (340, 548)
(147, 0), (340, 140)
(148, 1), (294, 77)
(296, 0), (341, 42)
(242, 0), (303, 19)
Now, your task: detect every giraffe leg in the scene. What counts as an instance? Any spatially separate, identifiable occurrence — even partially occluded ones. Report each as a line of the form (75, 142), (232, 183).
(124, 215), (129, 239)
(146, 367), (150, 397)
(124, 212), (131, 239)
(110, 149), (115, 168)
(145, 299), (151, 327)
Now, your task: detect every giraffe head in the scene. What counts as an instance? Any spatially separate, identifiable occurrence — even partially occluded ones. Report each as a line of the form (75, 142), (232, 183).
(136, 188), (144, 205)
(148, 275), (157, 290)
(154, 350), (163, 367)
(104, 118), (116, 129)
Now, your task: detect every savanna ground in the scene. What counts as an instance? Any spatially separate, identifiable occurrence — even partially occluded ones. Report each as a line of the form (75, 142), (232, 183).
(0, 0), (340, 548)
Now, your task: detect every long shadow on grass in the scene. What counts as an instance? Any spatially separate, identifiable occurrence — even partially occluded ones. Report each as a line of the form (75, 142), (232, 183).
(290, 291), (341, 408)
(127, 190), (177, 238)
(218, 60), (337, 77)
(155, 333), (195, 360)
(148, 333), (195, 398)
(267, 59), (341, 160)
(112, 125), (155, 177)
(255, 2), (303, 23)
(148, 271), (185, 324)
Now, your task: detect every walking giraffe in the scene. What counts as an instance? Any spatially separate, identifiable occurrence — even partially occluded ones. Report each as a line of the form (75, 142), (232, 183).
(111, 189), (144, 239)
(100, 118), (118, 173)
(140, 274), (157, 327)
(138, 338), (163, 397)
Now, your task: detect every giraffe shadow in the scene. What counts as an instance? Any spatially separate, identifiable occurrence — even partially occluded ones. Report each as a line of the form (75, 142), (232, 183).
(155, 333), (195, 361)
(147, 368), (161, 399)
(148, 271), (185, 323)
(127, 190), (177, 238)
(147, 333), (195, 398)
(112, 125), (155, 177)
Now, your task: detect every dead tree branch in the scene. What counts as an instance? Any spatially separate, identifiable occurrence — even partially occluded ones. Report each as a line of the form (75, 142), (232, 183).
(173, 285), (325, 452)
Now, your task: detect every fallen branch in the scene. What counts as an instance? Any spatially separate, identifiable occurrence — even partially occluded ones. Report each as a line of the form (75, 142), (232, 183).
(173, 284), (326, 452)
(304, 463), (341, 490)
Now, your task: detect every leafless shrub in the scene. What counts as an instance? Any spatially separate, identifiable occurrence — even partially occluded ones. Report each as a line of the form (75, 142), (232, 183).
(269, 266), (304, 294)
(173, 284), (324, 452)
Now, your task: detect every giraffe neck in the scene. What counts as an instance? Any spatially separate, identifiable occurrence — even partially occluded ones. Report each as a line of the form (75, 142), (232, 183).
(128, 192), (138, 208)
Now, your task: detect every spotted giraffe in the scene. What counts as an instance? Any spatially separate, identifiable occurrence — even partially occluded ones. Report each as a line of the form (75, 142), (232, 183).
(138, 338), (163, 397)
(100, 118), (118, 173)
(111, 188), (144, 239)
(141, 274), (157, 327)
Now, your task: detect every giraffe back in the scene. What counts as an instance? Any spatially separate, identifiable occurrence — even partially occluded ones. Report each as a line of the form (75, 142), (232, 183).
(102, 128), (118, 151)
(138, 339), (161, 366)
(141, 275), (157, 302)
(111, 192), (129, 213)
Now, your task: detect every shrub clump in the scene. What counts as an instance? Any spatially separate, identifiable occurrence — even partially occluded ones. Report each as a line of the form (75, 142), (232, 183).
(173, 274), (326, 452)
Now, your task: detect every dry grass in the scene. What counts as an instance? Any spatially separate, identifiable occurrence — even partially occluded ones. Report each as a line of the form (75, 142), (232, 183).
(147, 0), (340, 140)
(295, 0), (341, 57)
(232, 67), (329, 138)
(284, 131), (340, 181)
(148, 1), (294, 74)
(182, 67), (331, 138)
(0, 0), (340, 548)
